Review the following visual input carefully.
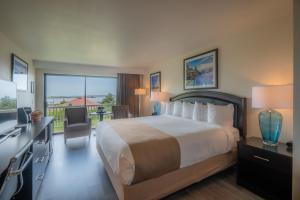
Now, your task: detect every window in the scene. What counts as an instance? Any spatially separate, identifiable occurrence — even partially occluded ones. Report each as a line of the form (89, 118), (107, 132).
(45, 74), (117, 133)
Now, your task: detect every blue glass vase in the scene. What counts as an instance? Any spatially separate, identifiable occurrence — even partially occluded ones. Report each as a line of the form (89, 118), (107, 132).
(258, 109), (283, 146)
(152, 102), (161, 115)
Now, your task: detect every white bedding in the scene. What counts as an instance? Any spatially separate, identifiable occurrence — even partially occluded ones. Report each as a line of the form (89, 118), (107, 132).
(96, 115), (239, 185)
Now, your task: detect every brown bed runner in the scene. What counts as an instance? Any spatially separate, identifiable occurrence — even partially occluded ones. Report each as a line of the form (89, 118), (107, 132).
(106, 119), (181, 184)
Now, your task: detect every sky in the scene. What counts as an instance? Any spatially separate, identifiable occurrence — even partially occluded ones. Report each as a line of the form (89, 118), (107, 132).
(187, 55), (213, 69)
(0, 80), (17, 99)
(46, 75), (117, 97)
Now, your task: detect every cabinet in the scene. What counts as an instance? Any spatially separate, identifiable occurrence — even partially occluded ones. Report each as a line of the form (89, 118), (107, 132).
(237, 137), (292, 200)
(11, 117), (54, 200)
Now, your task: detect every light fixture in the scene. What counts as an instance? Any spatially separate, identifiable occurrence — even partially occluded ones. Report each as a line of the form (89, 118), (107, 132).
(134, 88), (146, 117)
(150, 91), (169, 115)
(252, 84), (293, 146)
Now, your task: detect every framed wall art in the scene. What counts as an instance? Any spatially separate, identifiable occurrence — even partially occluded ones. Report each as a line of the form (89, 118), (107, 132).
(150, 71), (161, 94)
(184, 49), (218, 90)
(11, 54), (28, 91)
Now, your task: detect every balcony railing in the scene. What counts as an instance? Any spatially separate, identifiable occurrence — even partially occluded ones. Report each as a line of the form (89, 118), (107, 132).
(47, 104), (113, 133)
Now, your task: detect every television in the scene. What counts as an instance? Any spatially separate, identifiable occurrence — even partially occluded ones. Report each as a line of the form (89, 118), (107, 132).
(0, 80), (17, 135)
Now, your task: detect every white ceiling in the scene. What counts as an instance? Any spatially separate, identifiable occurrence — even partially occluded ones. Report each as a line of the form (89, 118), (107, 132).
(0, 0), (291, 68)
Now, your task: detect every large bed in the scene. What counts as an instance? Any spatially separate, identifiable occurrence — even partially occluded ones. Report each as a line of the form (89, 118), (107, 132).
(96, 91), (247, 200)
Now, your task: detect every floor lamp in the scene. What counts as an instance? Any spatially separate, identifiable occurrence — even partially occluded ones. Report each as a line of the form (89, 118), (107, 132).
(134, 88), (146, 117)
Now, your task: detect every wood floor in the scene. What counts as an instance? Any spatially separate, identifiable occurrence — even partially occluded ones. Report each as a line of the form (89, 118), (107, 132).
(37, 133), (263, 200)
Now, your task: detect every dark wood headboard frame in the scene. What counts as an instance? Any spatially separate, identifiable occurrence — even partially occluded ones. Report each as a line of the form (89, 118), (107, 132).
(170, 91), (247, 139)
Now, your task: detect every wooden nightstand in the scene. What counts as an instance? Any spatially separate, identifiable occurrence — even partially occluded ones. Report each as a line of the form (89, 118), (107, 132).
(237, 137), (292, 200)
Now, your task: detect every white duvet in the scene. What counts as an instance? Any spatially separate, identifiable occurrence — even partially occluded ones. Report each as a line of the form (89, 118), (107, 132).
(96, 115), (239, 185)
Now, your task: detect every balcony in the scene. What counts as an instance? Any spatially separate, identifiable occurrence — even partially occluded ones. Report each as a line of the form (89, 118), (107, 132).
(47, 104), (113, 133)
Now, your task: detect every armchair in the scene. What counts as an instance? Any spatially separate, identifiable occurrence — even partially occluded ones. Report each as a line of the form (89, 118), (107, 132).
(64, 107), (91, 144)
(112, 105), (130, 119)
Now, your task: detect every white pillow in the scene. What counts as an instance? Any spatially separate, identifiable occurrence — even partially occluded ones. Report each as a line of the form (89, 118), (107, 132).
(160, 102), (167, 114)
(165, 102), (174, 115)
(192, 102), (207, 122)
(182, 102), (194, 119)
(207, 103), (234, 127)
(173, 101), (183, 116)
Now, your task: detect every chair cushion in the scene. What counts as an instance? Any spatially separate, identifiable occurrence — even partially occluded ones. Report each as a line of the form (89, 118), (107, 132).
(66, 123), (90, 132)
(65, 107), (86, 124)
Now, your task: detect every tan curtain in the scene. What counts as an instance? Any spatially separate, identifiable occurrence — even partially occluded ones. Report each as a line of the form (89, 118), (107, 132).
(117, 73), (142, 117)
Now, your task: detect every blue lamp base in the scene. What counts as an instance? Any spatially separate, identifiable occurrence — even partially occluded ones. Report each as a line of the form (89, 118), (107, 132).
(258, 109), (283, 146)
(152, 102), (161, 115)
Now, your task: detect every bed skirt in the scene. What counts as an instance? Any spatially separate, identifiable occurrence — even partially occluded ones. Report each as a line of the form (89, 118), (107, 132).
(97, 142), (237, 200)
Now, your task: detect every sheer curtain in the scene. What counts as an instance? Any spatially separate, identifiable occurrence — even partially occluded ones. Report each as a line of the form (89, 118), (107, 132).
(117, 73), (143, 117)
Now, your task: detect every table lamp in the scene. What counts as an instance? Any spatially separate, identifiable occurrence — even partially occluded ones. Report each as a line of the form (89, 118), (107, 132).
(134, 88), (146, 117)
(150, 91), (169, 115)
(252, 84), (293, 146)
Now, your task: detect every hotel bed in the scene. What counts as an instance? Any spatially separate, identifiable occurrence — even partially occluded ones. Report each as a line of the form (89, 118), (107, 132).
(96, 91), (246, 200)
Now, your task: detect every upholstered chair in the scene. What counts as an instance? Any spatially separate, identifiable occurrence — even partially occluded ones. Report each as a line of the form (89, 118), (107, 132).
(112, 105), (130, 119)
(64, 107), (91, 144)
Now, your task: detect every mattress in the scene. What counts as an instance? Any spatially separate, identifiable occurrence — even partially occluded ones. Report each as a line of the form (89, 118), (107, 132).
(96, 115), (239, 185)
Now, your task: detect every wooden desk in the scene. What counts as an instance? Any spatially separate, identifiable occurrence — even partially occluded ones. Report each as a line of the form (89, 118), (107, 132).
(0, 117), (54, 200)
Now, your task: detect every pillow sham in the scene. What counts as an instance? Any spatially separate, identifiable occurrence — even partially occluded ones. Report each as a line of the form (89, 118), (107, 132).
(192, 102), (207, 122)
(207, 103), (234, 127)
(165, 102), (174, 115)
(182, 102), (194, 119)
(173, 101), (183, 116)
(160, 102), (167, 115)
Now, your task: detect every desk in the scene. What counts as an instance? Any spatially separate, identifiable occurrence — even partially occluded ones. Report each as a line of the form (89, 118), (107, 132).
(0, 117), (54, 200)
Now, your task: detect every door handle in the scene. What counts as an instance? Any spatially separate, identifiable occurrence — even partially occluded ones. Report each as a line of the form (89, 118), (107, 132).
(35, 174), (44, 181)
(35, 140), (45, 145)
(34, 156), (45, 163)
(253, 155), (270, 162)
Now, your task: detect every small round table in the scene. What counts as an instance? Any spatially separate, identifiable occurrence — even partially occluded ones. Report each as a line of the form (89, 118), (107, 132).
(90, 112), (112, 121)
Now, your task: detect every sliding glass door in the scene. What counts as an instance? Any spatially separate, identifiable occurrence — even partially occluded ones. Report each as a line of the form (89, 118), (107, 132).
(45, 74), (116, 133)
(86, 77), (117, 127)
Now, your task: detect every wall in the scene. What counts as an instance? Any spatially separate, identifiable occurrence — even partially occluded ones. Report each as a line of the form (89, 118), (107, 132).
(34, 61), (147, 113)
(293, 0), (300, 199)
(0, 31), (35, 108)
(144, 15), (293, 142)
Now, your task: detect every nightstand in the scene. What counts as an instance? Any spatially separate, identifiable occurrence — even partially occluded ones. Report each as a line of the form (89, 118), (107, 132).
(237, 137), (292, 200)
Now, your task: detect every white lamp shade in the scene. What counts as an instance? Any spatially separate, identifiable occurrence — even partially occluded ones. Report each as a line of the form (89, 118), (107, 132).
(252, 84), (293, 109)
(150, 92), (169, 102)
(134, 88), (146, 96)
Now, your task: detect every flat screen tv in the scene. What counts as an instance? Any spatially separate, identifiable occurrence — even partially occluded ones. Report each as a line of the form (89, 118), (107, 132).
(0, 80), (17, 135)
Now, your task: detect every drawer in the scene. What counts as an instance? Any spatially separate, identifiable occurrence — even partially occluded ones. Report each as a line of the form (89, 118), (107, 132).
(238, 143), (292, 174)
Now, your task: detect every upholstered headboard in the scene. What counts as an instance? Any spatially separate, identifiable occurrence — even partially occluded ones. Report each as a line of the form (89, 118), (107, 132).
(170, 91), (247, 139)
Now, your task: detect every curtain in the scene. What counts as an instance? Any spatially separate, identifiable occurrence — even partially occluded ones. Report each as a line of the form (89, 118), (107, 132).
(117, 73), (142, 117)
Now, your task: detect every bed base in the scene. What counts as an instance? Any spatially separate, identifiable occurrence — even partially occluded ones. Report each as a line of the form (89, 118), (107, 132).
(97, 143), (237, 200)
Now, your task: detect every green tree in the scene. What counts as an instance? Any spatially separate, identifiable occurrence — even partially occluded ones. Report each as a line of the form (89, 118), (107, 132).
(101, 93), (115, 105)
(0, 96), (17, 109)
(60, 98), (67, 104)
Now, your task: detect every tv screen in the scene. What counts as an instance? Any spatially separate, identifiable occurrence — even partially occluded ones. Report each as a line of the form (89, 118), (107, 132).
(0, 80), (17, 135)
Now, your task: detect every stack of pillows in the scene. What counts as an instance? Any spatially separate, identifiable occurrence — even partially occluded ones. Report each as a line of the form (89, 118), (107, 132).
(162, 101), (234, 127)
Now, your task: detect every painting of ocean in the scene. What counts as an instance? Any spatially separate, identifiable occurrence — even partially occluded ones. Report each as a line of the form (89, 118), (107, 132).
(184, 49), (218, 89)
(150, 72), (161, 92)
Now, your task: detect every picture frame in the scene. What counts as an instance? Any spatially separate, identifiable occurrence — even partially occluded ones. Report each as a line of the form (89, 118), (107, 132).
(31, 81), (35, 94)
(11, 54), (28, 91)
(150, 71), (161, 94)
(183, 49), (218, 90)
